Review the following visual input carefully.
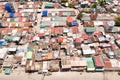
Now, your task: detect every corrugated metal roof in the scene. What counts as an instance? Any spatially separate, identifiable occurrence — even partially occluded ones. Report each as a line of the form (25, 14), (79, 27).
(94, 56), (104, 67)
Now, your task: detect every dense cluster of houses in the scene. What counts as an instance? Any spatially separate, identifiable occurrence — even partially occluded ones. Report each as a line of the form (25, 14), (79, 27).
(0, 0), (120, 75)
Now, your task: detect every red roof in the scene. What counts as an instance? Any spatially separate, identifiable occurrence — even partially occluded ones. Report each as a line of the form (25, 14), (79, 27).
(82, 33), (88, 40)
(29, 35), (34, 40)
(38, 33), (45, 37)
(72, 27), (78, 34)
(73, 0), (77, 3)
(49, 40), (53, 44)
(0, 5), (5, 9)
(17, 12), (22, 17)
(117, 37), (120, 40)
(53, 3), (58, 7)
(59, 12), (62, 16)
(67, 16), (72, 23)
(75, 38), (81, 43)
(94, 31), (102, 36)
(94, 56), (104, 67)
(19, 17), (23, 22)
(6, 28), (13, 33)
(54, 27), (63, 34)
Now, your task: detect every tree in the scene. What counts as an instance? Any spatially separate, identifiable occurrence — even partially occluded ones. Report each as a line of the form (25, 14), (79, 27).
(68, 2), (74, 8)
(77, 12), (83, 20)
(115, 16), (120, 26)
(98, 0), (105, 6)
(92, 2), (98, 8)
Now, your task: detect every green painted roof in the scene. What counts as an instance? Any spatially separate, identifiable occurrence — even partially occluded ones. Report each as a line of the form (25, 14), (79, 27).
(54, 17), (59, 21)
(10, 18), (14, 22)
(105, 0), (110, 2)
(26, 51), (32, 59)
(85, 27), (96, 32)
(40, 25), (46, 28)
(14, 18), (19, 22)
(45, 3), (53, 7)
(24, 13), (29, 17)
(87, 58), (95, 68)
(78, 0), (82, 2)
(5, 36), (14, 41)
(4, 68), (11, 74)
(112, 27), (115, 32)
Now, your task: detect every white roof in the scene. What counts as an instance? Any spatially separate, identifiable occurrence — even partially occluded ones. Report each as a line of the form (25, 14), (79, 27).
(16, 52), (25, 57)
(33, 36), (40, 41)
(94, 21), (104, 26)
(0, 48), (7, 59)
(13, 37), (20, 41)
(43, 61), (48, 70)
(8, 48), (17, 51)
(107, 21), (115, 26)
(110, 59), (119, 67)
(81, 44), (95, 55)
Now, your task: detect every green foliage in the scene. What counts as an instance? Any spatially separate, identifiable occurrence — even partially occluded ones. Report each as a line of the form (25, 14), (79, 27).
(77, 12), (83, 20)
(98, 0), (105, 6)
(68, 2), (74, 8)
(92, 3), (98, 8)
(115, 16), (120, 26)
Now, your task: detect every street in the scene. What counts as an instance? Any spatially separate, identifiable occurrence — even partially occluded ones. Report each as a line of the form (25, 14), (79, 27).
(0, 71), (120, 80)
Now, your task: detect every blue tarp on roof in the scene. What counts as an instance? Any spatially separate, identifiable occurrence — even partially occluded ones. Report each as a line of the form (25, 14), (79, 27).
(10, 13), (14, 18)
(72, 20), (78, 26)
(0, 41), (4, 46)
(42, 10), (48, 16)
(5, 3), (15, 13)
(81, 4), (86, 8)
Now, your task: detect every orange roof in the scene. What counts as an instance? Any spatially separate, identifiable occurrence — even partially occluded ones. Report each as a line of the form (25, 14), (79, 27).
(67, 16), (72, 23)
(58, 36), (63, 43)
(48, 53), (53, 59)
(82, 33), (88, 40)
(104, 58), (112, 68)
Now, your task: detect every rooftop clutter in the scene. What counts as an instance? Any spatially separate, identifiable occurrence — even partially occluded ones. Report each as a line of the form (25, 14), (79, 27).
(0, 0), (120, 75)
